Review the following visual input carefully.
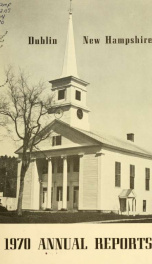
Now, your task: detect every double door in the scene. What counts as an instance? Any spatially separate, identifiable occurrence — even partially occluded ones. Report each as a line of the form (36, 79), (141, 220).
(41, 186), (53, 210)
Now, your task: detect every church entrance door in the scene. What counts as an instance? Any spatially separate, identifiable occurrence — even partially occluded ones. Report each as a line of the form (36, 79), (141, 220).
(41, 187), (47, 209)
(73, 186), (79, 209)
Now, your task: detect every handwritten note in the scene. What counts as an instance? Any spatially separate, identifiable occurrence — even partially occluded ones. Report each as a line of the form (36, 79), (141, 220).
(0, 2), (11, 24)
(0, 3), (12, 86)
(0, 2), (12, 46)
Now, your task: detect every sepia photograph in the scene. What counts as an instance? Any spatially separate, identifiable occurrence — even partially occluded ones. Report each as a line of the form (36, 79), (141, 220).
(1, 0), (152, 263)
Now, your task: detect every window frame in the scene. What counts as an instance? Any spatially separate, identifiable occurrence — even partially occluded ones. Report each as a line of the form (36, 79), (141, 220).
(130, 164), (135, 189)
(58, 89), (65, 100)
(57, 158), (63, 173)
(73, 156), (79, 172)
(75, 90), (81, 101)
(42, 187), (47, 203)
(52, 135), (62, 146)
(73, 186), (79, 203)
(42, 160), (48, 174)
(67, 158), (71, 173)
(145, 168), (150, 191)
(143, 200), (146, 212)
(42, 160), (55, 174)
(56, 186), (69, 201)
(56, 186), (62, 201)
(115, 162), (121, 187)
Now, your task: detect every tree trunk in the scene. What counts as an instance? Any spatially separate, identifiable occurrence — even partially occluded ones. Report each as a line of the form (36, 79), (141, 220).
(17, 162), (28, 216)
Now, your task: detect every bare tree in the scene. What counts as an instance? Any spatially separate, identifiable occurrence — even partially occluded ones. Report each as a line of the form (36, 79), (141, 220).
(0, 68), (53, 215)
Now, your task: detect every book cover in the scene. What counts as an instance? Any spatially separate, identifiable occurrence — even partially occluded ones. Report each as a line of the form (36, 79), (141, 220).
(0, 0), (152, 263)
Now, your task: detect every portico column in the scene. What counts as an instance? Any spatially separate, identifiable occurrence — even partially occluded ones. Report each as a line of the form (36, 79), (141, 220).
(96, 152), (103, 210)
(62, 156), (67, 210)
(126, 198), (129, 216)
(78, 153), (84, 210)
(133, 198), (136, 216)
(31, 158), (40, 210)
(46, 157), (52, 209)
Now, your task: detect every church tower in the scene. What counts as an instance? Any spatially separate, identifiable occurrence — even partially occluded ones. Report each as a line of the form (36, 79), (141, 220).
(49, 1), (90, 131)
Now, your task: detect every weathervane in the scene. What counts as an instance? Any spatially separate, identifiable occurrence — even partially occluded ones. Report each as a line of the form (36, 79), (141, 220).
(69, 0), (72, 14)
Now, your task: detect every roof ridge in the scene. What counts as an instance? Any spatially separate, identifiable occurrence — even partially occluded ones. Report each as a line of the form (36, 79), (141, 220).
(72, 126), (152, 156)
(15, 119), (152, 158)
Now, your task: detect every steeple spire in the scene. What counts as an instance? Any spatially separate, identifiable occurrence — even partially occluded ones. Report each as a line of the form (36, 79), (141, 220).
(69, 0), (72, 14)
(60, 0), (79, 78)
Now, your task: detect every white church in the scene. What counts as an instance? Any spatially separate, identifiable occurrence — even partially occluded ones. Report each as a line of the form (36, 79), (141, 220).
(16, 5), (152, 215)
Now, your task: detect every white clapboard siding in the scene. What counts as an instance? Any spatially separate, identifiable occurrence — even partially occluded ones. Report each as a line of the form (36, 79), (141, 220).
(82, 154), (98, 209)
(22, 163), (33, 209)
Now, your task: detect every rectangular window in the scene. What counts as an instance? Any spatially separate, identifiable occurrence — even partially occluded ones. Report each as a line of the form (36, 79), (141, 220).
(67, 186), (69, 201)
(42, 187), (47, 203)
(52, 160), (55, 174)
(145, 168), (150, 191)
(57, 186), (62, 201)
(143, 200), (146, 212)
(58, 89), (65, 100)
(42, 160), (55, 174)
(67, 158), (70, 173)
(130, 165), (135, 189)
(51, 187), (53, 204)
(52, 135), (62, 146)
(42, 160), (48, 174)
(75, 90), (81, 101)
(57, 158), (63, 173)
(73, 186), (79, 203)
(115, 162), (121, 187)
(56, 186), (69, 201)
(73, 156), (79, 172)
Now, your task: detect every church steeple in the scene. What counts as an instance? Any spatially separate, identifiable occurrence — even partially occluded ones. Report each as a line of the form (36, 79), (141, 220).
(49, 1), (90, 131)
(69, 0), (72, 15)
(61, 0), (79, 78)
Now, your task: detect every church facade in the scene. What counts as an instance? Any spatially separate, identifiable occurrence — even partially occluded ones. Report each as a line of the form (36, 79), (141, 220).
(16, 7), (152, 215)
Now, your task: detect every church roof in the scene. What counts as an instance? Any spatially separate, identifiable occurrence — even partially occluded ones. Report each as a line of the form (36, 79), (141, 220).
(74, 126), (152, 157)
(119, 189), (136, 198)
(15, 119), (152, 159)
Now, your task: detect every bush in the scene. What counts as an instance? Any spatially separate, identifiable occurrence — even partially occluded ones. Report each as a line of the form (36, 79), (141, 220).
(0, 205), (8, 212)
(60, 208), (68, 211)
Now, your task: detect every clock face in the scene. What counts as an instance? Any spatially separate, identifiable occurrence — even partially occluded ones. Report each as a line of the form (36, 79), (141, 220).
(54, 108), (63, 119)
(77, 108), (83, 119)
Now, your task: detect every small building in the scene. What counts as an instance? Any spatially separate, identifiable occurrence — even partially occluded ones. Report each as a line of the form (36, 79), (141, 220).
(0, 156), (17, 210)
(16, 7), (152, 215)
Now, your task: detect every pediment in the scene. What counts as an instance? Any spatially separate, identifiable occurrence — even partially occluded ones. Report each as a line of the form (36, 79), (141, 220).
(16, 120), (100, 154)
(37, 120), (100, 151)
(119, 189), (136, 199)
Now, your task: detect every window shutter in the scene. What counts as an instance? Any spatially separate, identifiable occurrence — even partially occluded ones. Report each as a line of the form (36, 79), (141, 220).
(130, 165), (135, 177)
(146, 168), (150, 179)
(115, 162), (121, 187)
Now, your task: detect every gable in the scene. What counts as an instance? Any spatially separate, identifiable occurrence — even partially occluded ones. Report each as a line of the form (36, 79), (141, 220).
(119, 189), (136, 199)
(128, 190), (136, 198)
(36, 121), (100, 151)
(16, 120), (100, 154)
(15, 119), (152, 159)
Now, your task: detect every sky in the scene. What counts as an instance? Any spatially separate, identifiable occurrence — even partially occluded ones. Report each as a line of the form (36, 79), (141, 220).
(1, 0), (152, 156)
